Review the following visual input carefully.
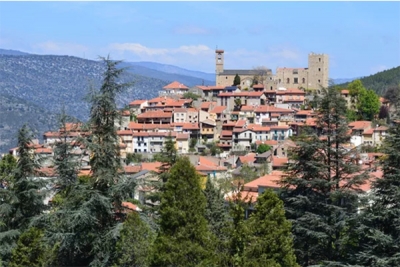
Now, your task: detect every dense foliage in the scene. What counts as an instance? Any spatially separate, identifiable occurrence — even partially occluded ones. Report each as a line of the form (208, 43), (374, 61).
(338, 66), (400, 96)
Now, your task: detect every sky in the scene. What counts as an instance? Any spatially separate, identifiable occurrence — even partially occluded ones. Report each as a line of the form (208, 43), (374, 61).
(0, 1), (399, 79)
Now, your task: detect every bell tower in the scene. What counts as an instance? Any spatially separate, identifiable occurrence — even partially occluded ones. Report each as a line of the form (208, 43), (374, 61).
(215, 49), (224, 86)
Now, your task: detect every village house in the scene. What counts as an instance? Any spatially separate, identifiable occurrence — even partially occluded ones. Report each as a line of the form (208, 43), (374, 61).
(160, 81), (189, 96)
(128, 99), (148, 116)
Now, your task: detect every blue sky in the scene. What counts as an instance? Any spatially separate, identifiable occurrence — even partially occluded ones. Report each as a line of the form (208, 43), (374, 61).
(0, 1), (399, 79)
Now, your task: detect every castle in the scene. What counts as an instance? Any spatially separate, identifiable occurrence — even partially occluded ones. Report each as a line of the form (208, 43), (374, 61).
(215, 49), (329, 90)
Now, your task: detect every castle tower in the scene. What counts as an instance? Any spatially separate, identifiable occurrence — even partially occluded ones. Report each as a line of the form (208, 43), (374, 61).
(307, 53), (329, 89)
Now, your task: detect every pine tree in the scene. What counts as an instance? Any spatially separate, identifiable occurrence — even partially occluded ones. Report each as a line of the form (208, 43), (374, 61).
(279, 87), (368, 266)
(36, 57), (136, 267)
(150, 157), (215, 266)
(355, 123), (400, 266)
(0, 124), (48, 265)
(204, 177), (231, 265)
(243, 189), (299, 267)
(9, 227), (48, 267)
(113, 212), (155, 267)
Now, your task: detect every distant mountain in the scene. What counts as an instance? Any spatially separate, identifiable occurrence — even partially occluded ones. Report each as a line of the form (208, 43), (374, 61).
(335, 66), (400, 95)
(0, 93), (59, 153)
(120, 62), (215, 87)
(127, 61), (216, 83)
(0, 54), (170, 152)
(0, 48), (31, 56)
(332, 78), (356, 84)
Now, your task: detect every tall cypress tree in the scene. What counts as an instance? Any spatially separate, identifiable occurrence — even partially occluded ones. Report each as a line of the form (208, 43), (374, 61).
(243, 189), (299, 267)
(279, 87), (368, 266)
(0, 124), (48, 265)
(150, 157), (215, 266)
(355, 123), (400, 266)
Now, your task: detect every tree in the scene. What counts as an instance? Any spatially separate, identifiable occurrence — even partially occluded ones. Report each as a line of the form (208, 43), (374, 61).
(113, 212), (155, 267)
(36, 57), (136, 267)
(378, 105), (389, 120)
(279, 87), (369, 266)
(354, 123), (400, 266)
(203, 177), (231, 265)
(183, 92), (200, 101)
(0, 154), (17, 184)
(251, 66), (269, 86)
(0, 124), (48, 265)
(237, 163), (258, 183)
(189, 138), (197, 153)
(234, 98), (242, 111)
(9, 227), (48, 267)
(256, 143), (271, 154)
(150, 157), (215, 266)
(204, 177), (230, 240)
(233, 74), (241, 86)
(126, 153), (142, 164)
(359, 89), (380, 121)
(243, 189), (299, 267)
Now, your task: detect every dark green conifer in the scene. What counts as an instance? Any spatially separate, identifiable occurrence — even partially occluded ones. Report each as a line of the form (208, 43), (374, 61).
(355, 123), (400, 266)
(0, 124), (48, 265)
(243, 189), (299, 267)
(150, 157), (215, 267)
(280, 87), (368, 266)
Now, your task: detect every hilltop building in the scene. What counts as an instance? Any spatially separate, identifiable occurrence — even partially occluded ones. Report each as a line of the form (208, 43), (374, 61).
(215, 49), (329, 90)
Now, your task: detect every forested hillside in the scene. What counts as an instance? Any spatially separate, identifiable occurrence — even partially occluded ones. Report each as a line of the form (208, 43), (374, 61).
(337, 66), (400, 95)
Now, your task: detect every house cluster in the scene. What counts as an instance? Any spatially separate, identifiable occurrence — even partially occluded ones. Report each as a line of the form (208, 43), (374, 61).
(5, 82), (390, 206)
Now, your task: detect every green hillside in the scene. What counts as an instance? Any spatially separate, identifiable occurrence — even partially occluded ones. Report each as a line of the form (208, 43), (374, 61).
(337, 66), (400, 95)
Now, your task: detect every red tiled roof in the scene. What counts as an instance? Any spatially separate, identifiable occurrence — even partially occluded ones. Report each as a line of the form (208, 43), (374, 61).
(129, 99), (147, 106)
(141, 162), (162, 173)
(196, 157), (227, 172)
(163, 81), (188, 90)
(210, 106), (227, 114)
(276, 89), (305, 95)
(239, 153), (256, 164)
(124, 165), (141, 174)
(341, 89), (350, 94)
(254, 105), (294, 113)
(349, 121), (372, 130)
(272, 156), (289, 167)
(137, 111), (173, 119)
(244, 171), (285, 191)
(117, 130), (132, 135)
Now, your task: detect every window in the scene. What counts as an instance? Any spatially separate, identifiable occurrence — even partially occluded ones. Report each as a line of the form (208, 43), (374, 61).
(286, 78), (290, 84)
(293, 69), (298, 74)
(302, 77), (305, 83)
(318, 79), (321, 83)
(270, 86), (273, 90)
(279, 79), (281, 83)
(226, 76), (228, 79)
(319, 58), (321, 62)
(294, 78), (298, 84)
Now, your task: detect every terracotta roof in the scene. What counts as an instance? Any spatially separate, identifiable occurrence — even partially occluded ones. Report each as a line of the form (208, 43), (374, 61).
(132, 132), (149, 137)
(252, 84), (265, 89)
(239, 153), (257, 164)
(256, 140), (279, 146)
(218, 91), (264, 97)
(129, 99), (147, 106)
(341, 89), (350, 94)
(176, 133), (189, 140)
(117, 130), (132, 135)
(349, 121), (372, 130)
(240, 105), (255, 112)
(270, 125), (290, 130)
(254, 105), (294, 113)
(181, 122), (200, 130)
(210, 106), (227, 114)
(128, 122), (172, 131)
(121, 110), (130, 116)
(121, 202), (141, 212)
(243, 171), (285, 191)
(196, 156), (227, 172)
(374, 126), (388, 131)
(276, 89), (305, 95)
(221, 130), (233, 136)
(163, 81), (188, 90)
(296, 110), (315, 115)
(272, 156), (289, 167)
(200, 101), (216, 109)
(124, 165), (142, 174)
(137, 111), (173, 119)
(141, 162), (162, 173)
(34, 148), (53, 154)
